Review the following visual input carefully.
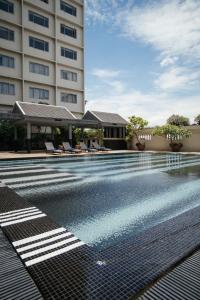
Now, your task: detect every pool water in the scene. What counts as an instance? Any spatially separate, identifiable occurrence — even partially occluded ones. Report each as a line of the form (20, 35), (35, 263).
(1, 152), (200, 250)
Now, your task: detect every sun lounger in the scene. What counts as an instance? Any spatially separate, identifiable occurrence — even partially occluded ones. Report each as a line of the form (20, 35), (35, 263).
(45, 142), (62, 155)
(62, 142), (81, 153)
(92, 141), (111, 151)
(80, 142), (97, 152)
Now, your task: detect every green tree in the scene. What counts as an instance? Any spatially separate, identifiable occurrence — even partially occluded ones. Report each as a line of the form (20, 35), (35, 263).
(167, 114), (190, 126)
(73, 128), (82, 144)
(194, 114), (200, 125)
(126, 116), (148, 143)
(152, 124), (191, 144)
(86, 128), (104, 145)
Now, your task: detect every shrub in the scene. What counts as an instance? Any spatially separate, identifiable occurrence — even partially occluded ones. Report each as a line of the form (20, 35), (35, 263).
(194, 114), (200, 125)
(167, 114), (190, 126)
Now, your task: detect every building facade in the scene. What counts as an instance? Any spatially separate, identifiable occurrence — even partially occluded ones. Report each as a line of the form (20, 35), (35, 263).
(0, 0), (84, 118)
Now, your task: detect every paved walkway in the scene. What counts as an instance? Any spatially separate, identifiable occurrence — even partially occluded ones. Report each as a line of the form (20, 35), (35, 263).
(0, 150), (131, 160)
(0, 150), (199, 160)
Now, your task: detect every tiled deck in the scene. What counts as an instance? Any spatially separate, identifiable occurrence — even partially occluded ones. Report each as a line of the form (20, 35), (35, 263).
(0, 150), (132, 160)
(1, 183), (200, 299)
(0, 227), (43, 300)
(138, 249), (200, 300)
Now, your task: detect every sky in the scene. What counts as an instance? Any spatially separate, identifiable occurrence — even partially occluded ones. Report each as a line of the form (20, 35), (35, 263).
(84, 0), (200, 126)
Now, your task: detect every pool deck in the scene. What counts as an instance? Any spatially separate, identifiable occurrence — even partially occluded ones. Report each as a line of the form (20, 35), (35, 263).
(1, 181), (200, 299)
(0, 150), (199, 160)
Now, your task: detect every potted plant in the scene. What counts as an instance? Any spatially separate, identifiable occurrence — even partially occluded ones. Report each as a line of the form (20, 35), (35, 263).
(126, 116), (148, 150)
(73, 128), (82, 149)
(152, 124), (191, 152)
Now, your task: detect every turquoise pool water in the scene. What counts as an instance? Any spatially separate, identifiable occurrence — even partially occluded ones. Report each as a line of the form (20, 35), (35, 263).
(1, 152), (200, 250)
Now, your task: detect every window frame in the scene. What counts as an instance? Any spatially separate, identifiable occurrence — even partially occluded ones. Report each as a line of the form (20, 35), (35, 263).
(61, 70), (77, 82)
(61, 92), (77, 104)
(0, 26), (14, 41)
(0, 0), (14, 14)
(60, 24), (76, 38)
(61, 47), (77, 60)
(60, 0), (76, 17)
(29, 36), (49, 52)
(0, 82), (15, 95)
(29, 87), (49, 100)
(29, 62), (49, 76)
(0, 54), (14, 68)
(29, 10), (49, 28)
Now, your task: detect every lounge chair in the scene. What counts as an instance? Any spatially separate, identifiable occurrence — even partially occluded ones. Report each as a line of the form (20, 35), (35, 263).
(45, 142), (62, 155)
(62, 142), (81, 154)
(92, 141), (111, 151)
(80, 142), (97, 152)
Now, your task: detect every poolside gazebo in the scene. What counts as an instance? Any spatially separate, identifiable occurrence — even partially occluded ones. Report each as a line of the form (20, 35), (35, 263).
(12, 101), (99, 153)
(83, 111), (128, 149)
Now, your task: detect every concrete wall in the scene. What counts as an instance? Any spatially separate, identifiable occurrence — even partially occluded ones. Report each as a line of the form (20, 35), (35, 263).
(131, 127), (200, 152)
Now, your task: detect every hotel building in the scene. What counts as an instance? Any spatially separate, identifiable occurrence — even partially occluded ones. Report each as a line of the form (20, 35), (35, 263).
(0, 0), (84, 118)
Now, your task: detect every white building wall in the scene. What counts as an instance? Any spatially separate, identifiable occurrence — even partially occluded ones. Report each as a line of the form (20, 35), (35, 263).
(0, 0), (84, 116)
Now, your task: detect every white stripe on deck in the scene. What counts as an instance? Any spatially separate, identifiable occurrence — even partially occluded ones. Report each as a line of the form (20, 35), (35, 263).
(0, 168), (51, 176)
(13, 227), (66, 247)
(0, 165), (44, 171)
(16, 232), (73, 253)
(0, 208), (39, 220)
(9, 176), (80, 189)
(1, 213), (46, 227)
(3, 172), (72, 184)
(0, 207), (36, 217)
(0, 210), (42, 222)
(21, 236), (78, 259)
(25, 241), (85, 266)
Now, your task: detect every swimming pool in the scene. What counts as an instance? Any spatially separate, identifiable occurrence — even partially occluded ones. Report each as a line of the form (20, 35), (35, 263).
(1, 152), (200, 250)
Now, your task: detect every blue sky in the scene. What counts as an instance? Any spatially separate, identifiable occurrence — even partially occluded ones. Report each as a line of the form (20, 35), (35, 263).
(84, 0), (200, 125)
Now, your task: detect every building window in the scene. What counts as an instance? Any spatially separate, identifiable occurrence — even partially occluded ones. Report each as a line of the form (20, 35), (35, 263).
(60, 24), (76, 38)
(29, 11), (49, 28)
(29, 62), (49, 76)
(0, 0), (14, 13)
(0, 26), (14, 41)
(29, 36), (49, 52)
(0, 54), (14, 68)
(61, 70), (77, 81)
(29, 87), (49, 100)
(60, 1), (76, 16)
(61, 93), (77, 103)
(0, 82), (15, 95)
(40, 0), (48, 3)
(61, 47), (77, 60)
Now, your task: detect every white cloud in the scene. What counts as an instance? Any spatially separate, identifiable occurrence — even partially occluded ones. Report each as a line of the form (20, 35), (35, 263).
(155, 67), (200, 90)
(117, 0), (200, 62)
(160, 57), (178, 67)
(92, 68), (120, 79)
(86, 86), (199, 126)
